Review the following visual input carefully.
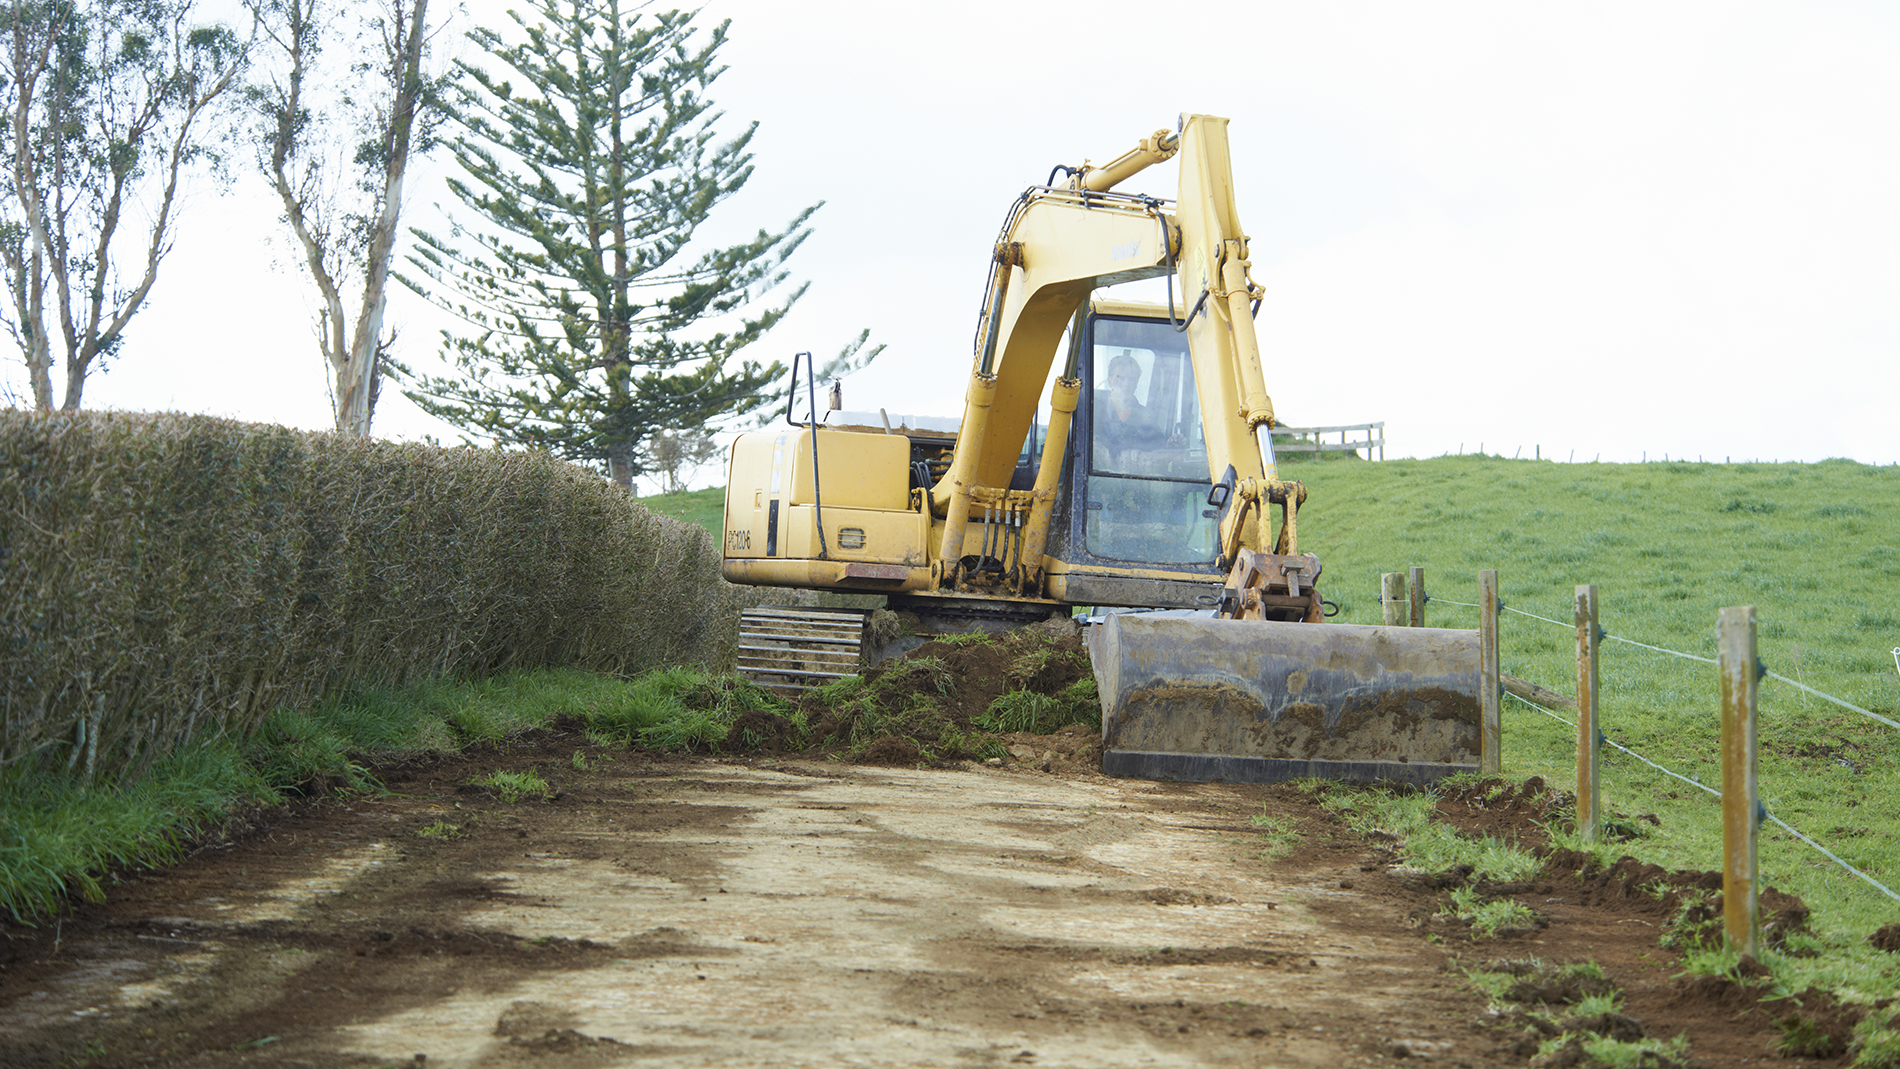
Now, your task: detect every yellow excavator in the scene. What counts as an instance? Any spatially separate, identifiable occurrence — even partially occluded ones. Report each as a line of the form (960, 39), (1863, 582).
(721, 114), (1483, 785)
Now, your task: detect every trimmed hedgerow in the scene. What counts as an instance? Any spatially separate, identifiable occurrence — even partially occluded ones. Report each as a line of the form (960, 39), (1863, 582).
(0, 410), (740, 785)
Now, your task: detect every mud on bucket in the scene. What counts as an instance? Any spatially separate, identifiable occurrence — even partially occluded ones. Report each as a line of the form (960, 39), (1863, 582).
(1091, 613), (1482, 786)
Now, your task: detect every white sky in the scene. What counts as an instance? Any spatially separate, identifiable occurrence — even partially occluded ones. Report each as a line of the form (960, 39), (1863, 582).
(26, 0), (1900, 489)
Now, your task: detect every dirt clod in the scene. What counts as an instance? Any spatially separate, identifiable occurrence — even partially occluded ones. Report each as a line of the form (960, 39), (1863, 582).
(858, 735), (924, 766)
(1869, 922), (1900, 952)
(1563, 1011), (1646, 1042)
(1505, 970), (1616, 1005)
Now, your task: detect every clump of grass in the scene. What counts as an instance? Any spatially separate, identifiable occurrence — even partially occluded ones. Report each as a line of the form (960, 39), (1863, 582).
(1445, 886), (1539, 937)
(0, 743), (276, 922)
(1570, 990), (1623, 1016)
(976, 676), (1100, 735)
(1467, 959), (1692, 1067)
(1559, 1033), (1693, 1069)
(934, 631), (997, 648)
(1658, 894), (1726, 954)
(575, 666), (789, 752)
(978, 691), (1060, 734)
(415, 820), (465, 841)
(1850, 1007), (1900, 1069)
(1008, 645), (1056, 678)
(876, 656), (956, 698)
(1321, 783), (1541, 882)
(1463, 958), (1607, 1007)
(1248, 810), (1300, 862)
(1779, 1014), (1847, 1059)
(469, 770), (551, 803)
(1323, 782), (1542, 937)
(248, 706), (376, 794)
(810, 673), (866, 703)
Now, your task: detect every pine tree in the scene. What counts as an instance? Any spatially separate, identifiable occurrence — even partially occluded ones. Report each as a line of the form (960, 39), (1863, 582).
(400, 3), (863, 488)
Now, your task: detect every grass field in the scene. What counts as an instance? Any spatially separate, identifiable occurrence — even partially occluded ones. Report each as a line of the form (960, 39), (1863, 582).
(639, 486), (723, 534)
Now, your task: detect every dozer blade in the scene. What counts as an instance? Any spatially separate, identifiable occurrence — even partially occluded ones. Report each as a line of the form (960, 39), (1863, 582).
(1093, 613), (1482, 786)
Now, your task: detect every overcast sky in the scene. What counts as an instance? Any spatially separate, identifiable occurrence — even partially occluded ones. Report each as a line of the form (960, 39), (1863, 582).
(26, 1), (1899, 489)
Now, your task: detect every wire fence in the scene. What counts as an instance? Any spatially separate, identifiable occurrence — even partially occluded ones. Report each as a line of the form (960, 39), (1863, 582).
(1436, 596), (1900, 635)
(1425, 588), (1900, 908)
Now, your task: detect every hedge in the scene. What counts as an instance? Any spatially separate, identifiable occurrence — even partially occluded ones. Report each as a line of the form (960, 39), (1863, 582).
(1, 410), (738, 785)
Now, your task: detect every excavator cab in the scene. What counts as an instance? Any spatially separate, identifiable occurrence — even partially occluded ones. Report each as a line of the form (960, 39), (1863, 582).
(1059, 306), (1221, 575)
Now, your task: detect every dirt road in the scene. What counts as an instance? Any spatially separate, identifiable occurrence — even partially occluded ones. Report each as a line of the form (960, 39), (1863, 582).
(1, 739), (1518, 1068)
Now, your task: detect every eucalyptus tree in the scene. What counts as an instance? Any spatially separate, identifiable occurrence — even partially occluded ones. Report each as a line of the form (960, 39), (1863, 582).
(248, 0), (450, 436)
(0, 0), (246, 411)
(401, 3), (871, 489)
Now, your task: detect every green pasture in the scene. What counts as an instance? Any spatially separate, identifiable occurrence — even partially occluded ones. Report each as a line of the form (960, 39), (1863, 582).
(1293, 456), (1900, 988)
(641, 486), (724, 534)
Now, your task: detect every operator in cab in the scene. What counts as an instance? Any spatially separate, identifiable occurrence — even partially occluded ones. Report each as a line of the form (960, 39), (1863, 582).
(1095, 351), (1168, 461)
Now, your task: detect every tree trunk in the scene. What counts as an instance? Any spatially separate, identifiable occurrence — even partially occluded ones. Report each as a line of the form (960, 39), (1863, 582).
(60, 336), (93, 411)
(21, 279), (54, 410)
(26, 337), (53, 410)
(335, 0), (429, 438)
(608, 446), (634, 491)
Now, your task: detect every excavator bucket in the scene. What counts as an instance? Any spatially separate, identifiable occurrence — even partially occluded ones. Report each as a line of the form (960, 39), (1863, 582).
(1092, 613), (1482, 786)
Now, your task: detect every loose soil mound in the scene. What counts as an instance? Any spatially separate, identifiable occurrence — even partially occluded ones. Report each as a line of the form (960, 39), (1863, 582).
(724, 618), (1097, 767)
(838, 616), (1092, 722)
(1436, 775), (1567, 849)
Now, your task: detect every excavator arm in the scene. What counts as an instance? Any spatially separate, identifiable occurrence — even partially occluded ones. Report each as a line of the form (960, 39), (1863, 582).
(931, 114), (1310, 612)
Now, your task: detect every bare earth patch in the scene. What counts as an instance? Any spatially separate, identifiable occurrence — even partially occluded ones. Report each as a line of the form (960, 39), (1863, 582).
(0, 733), (1848, 1068)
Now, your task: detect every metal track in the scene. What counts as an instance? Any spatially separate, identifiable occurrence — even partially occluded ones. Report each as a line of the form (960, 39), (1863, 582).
(736, 607), (870, 696)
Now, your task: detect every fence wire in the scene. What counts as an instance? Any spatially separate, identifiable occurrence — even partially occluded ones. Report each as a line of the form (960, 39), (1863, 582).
(1606, 634), (1718, 666)
(1503, 692), (1900, 906)
(1500, 599), (1726, 665)
(1445, 593), (1890, 722)
(1504, 692), (1720, 800)
(1763, 671), (1900, 732)
(1502, 604), (1574, 630)
(1763, 812), (1900, 906)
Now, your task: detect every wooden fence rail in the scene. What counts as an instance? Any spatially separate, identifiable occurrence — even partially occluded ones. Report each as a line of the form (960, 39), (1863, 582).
(1274, 422), (1385, 460)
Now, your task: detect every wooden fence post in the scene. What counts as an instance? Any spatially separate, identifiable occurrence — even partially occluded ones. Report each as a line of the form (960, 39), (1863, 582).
(1575, 585), (1600, 842)
(1409, 566), (1426, 628)
(1719, 605), (1760, 957)
(1382, 572), (1406, 626)
(1479, 570), (1501, 774)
